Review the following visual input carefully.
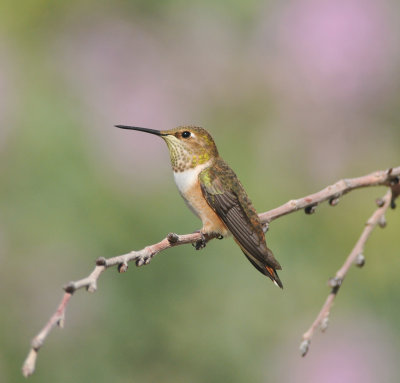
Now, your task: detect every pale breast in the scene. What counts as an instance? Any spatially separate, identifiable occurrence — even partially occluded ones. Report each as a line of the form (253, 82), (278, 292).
(173, 165), (206, 194)
(173, 163), (210, 218)
(173, 163), (228, 236)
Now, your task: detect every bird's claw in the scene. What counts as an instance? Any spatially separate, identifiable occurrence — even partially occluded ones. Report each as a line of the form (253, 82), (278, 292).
(193, 232), (207, 250)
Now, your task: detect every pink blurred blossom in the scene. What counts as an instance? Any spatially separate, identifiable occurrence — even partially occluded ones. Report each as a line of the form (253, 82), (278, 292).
(258, 0), (400, 109)
(252, 0), (400, 181)
(270, 317), (399, 383)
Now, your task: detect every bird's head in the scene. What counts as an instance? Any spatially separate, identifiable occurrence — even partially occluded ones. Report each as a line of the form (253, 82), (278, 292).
(115, 125), (219, 172)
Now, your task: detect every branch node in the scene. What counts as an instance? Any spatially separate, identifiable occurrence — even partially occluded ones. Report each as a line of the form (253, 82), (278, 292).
(87, 282), (97, 293)
(118, 262), (129, 273)
(144, 256), (151, 265)
(136, 257), (146, 267)
(378, 215), (387, 228)
(31, 337), (42, 351)
(375, 198), (384, 207)
(355, 253), (365, 268)
(389, 176), (399, 186)
(304, 204), (317, 215)
(300, 339), (310, 357)
(167, 232), (179, 244)
(320, 316), (329, 332)
(96, 257), (107, 266)
(390, 183), (400, 209)
(57, 316), (65, 329)
(328, 276), (342, 289)
(63, 282), (76, 294)
(329, 197), (340, 206)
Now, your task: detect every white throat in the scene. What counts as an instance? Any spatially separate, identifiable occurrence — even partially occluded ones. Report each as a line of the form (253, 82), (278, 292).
(173, 161), (211, 194)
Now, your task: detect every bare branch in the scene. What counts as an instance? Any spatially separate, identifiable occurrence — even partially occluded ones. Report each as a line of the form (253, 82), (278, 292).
(299, 189), (393, 357)
(22, 166), (400, 377)
(22, 232), (217, 377)
(22, 293), (72, 378)
(259, 166), (399, 224)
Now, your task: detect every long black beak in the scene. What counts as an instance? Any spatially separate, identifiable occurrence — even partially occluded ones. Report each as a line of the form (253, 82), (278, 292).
(115, 125), (165, 136)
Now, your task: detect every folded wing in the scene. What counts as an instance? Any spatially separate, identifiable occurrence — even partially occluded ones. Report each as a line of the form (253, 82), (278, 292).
(199, 160), (283, 288)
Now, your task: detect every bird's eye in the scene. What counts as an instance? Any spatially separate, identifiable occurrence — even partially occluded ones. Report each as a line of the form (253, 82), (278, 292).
(182, 131), (191, 138)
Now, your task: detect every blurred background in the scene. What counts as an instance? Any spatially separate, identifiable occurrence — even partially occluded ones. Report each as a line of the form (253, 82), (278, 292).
(1, 0), (400, 382)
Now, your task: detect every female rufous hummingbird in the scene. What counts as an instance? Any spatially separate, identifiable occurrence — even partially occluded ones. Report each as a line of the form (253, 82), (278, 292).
(115, 125), (283, 288)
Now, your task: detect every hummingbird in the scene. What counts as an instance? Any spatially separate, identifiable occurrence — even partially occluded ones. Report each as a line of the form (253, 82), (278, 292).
(115, 125), (283, 288)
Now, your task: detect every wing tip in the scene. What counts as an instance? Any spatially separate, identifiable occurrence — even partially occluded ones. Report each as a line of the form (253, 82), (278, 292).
(240, 248), (284, 288)
(266, 248), (282, 270)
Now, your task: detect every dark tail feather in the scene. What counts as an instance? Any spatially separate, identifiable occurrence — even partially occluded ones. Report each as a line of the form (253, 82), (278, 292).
(265, 266), (283, 289)
(242, 251), (283, 289)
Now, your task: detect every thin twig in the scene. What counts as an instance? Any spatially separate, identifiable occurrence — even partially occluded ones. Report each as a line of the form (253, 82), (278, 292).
(259, 166), (399, 224)
(22, 232), (217, 377)
(299, 189), (393, 357)
(22, 166), (400, 377)
(22, 293), (72, 378)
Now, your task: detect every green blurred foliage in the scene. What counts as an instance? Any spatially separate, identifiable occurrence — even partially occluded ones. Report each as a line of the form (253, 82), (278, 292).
(1, 0), (399, 382)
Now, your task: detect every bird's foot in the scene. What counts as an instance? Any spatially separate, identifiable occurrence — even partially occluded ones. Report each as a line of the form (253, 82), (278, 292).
(192, 231), (207, 250)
